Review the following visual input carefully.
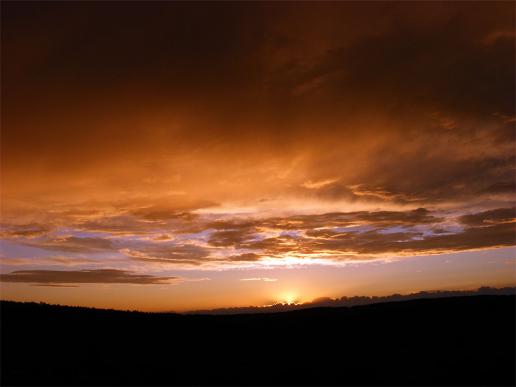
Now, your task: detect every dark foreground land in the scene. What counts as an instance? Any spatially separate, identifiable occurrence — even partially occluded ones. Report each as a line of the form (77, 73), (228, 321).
(1, 295), (515, 386)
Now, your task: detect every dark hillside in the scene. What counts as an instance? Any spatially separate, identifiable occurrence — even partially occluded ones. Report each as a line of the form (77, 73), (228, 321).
(1, 295), (515, 386)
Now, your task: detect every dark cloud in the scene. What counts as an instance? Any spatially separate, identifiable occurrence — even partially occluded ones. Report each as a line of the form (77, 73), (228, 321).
(154, 234), (172, 241)
(352, 153), (516, 204)
(356, 208), (438, 225)
(0, 256), (100, 267)
(298, 181), (359, 201)
(1, 2), (514, 272)
(130, 200), (217, 221)
(208, 208), (514, 258)
(208, 229), (255, 248)
(225, 253), (261, 262)
(24, 236), (114, 253)
(482, 181), (516, 195)
(71, 202), (216, 236)
(0, 269), (176, 285)
(2, 2), (513, 176)
(76, 215), (160, 235)
(301, 223), (515, 256)
(459, 207), (515, 227)
(244, 235), (301, 255)
(400, 222), (515, 253)
(0, 223), (51, 238)
(126, 244), (210, 265)
(262, 208), (441, 231)
(276, 15), (514, 119)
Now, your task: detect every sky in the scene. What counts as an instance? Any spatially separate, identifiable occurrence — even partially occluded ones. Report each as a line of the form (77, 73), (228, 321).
(1, 1), (515, 312)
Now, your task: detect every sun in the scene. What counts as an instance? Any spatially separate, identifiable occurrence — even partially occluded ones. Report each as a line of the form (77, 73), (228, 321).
(281, 292), (298, 305)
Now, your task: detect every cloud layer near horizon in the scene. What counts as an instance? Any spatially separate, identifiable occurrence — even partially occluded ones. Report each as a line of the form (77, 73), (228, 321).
(1, 206), (514, 273)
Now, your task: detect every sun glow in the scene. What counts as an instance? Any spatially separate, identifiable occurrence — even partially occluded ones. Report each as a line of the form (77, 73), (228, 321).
(280, 292), (298, 305)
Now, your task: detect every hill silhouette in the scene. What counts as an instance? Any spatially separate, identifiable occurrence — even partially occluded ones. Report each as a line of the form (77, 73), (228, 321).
(187, 286), (516, 314)
(1, 295), (515, 386)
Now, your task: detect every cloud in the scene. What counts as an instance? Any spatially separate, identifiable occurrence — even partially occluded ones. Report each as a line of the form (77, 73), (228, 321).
(24, 236), (114, 253)
(482, 29), (516, 45)
(353, 208), (440, 225)
(240, 277), (278, 282)
(32, 284), (80, 288)
(2, 2), (513, 207)
(301, 178), (341, 189)
(226, 253), (261, 262)
(272, 5), (513, 120)
(262, 208), (441, 231)
(300, 222), (515, 256)
(181, 277), (211, 282)
(351, 153), (515, 204)
(0, 223), (51, 238)
(232, 208), (515, 259)
(0, 269), (176, 285)
(125, 244), (210, 265)
(154, 234), (172, 241)
(76, 215), (160, 235)
(2, 207), (513, 269)
(459, 207), (515, 227)
(129, 199), (217, 221)
(398, 223), (515, 253)
(0, 256), (101, 267)
(0, 0), (513, 288)
(208, 228), (255, 247)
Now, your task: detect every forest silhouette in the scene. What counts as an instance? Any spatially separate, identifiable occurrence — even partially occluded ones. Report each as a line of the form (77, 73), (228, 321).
(1, 295), (515, 386)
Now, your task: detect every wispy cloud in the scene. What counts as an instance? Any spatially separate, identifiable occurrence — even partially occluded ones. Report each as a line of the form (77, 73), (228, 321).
(240, 277), (278, 282)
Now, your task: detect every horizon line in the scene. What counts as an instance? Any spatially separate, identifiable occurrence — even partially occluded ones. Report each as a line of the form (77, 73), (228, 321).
(1, 285), (514, 315)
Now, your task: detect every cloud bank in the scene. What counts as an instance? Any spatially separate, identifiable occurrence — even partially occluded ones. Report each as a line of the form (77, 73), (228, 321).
(0, 269), (176, 286)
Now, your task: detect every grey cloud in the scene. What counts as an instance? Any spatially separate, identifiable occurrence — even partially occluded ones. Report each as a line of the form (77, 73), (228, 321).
(459, 207), (515, 227)
(0, 269), (176, 285)
(361, 154), (516, 204)
(271, 7), (514, 120)
(0, 223), (52, 238)
(77, 215), (157, 234)
(0, 256), (101, 266)
(25, 236), (114, 253)
(237, 209), (515, 258)
(263, 208), (441, 230)
(208, 229), (255, 248)
(225, 253), (261, 262)
(126, 244), (210, 265)
(130, 200), (217, 221)
(302, 223), (515, 256)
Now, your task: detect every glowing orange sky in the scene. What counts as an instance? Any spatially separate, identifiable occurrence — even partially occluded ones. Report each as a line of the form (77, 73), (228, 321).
(1, 1), (515, 311)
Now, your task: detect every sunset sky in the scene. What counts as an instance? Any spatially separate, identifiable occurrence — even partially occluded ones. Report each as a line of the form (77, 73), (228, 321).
(1, 1), (515, 312)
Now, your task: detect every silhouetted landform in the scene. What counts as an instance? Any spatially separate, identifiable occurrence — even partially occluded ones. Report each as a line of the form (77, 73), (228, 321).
(188, 286), (516, 314)
(1, 295), (515, 386)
